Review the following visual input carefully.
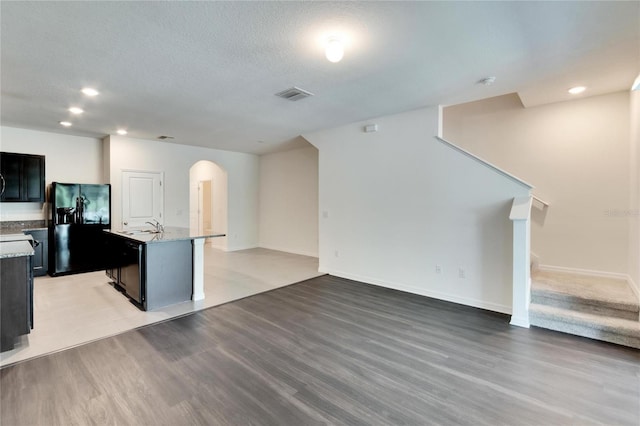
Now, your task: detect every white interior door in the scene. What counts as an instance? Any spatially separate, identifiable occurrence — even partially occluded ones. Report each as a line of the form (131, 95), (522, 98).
(122, 171), (164, 229)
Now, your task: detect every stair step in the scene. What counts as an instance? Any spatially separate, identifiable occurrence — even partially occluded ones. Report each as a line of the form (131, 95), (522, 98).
(530, 304), (640, 349)
(531, 270), (639, 321)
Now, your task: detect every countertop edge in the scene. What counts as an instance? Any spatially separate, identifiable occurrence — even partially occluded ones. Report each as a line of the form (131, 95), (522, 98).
(103, 227), (225, 244)
(0, 240), (35, 259)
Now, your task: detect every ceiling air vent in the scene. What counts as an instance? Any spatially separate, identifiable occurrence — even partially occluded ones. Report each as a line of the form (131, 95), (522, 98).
(157, 135), (174, 140)
(275, 86), (314, 101)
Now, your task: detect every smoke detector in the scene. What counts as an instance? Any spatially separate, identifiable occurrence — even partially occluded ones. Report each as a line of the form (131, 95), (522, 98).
(478, 76), (496, 86)
(275, 86), (314, 101)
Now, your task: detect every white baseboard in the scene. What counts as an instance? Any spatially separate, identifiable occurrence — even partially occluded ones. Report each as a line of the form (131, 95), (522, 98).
(530, 251), (540, 272)
(510, 316), (530, 328)
(320, 267), (511, 315)
(258, 243), (319, 258)
(628, 276), (639, 300)
(538, 264), (629, 281)
(225, 244), (259, 252)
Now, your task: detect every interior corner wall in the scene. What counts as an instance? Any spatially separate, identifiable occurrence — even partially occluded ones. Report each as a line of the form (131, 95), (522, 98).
(258, 145), (319, 257)
(304, 106), (530, 314)
(443, 91), (631, 275)
(0, 126), (103, 221)
(629, 89), (640, 292)
(105, 135), (258, 251)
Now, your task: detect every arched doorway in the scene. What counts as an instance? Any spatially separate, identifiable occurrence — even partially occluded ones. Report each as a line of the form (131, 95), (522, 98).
(189, 160), (228, 251)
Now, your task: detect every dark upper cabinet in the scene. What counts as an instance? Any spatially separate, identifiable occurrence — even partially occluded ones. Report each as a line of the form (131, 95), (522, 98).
(0, 152), (45, 202)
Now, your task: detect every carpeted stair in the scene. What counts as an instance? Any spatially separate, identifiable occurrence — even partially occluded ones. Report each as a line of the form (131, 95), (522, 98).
(529, 270), (640, 349)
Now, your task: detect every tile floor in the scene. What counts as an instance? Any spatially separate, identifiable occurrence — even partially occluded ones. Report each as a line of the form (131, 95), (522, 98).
(0, 246), (322, 367)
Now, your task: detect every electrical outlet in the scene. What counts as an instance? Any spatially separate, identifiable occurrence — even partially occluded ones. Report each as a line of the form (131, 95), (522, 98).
(435, 264), (442, 274)
(458, 267), (466, 278)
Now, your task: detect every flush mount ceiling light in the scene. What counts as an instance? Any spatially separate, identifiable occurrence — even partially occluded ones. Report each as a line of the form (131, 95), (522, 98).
(69, 107), (84, 114)
(325, 36), (344, 63)
(81, 87), (99, 97)
(59, 121), (72, 127)
(116, 129), (128, 135)
(568, 86), (586, 95)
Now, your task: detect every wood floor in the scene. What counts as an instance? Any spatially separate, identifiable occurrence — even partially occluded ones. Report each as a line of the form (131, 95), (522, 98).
(2, 275), (638, 425)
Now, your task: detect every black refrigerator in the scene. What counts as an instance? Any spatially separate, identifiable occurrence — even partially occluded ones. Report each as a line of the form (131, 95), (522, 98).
(49, 182), (111, 276)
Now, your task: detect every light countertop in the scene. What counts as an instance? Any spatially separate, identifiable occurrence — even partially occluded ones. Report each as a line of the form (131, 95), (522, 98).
(0, 240), (34, 259)
(0, 234), (33, 242)
(104, 226), (225, 244)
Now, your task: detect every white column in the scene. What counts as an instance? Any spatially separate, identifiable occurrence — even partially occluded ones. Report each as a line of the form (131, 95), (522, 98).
(192, 237), (205, 301)
(509, 196), (532, 328)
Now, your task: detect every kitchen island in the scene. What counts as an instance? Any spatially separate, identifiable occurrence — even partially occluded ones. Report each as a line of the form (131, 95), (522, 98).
(104, 227), (224, 311)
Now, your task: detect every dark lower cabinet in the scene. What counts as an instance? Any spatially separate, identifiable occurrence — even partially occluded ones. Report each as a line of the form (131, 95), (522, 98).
(23, 229), (48, 276)
(0, 255), (33, 352)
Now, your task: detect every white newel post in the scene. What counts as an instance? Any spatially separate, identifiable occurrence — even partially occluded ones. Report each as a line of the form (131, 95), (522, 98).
(509, 196), (532, 328)
(192, 238), (205, 301)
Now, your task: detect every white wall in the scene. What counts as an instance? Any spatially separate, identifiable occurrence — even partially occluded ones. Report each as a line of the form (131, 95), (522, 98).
(629, 87), (640, 293)
(258, 145), (319, 257)
(0, 126), (103, 221)
(304, 106), (530, 314)
(189, 160), (228, 250)
(444, 92), (630, 275)
(105, 135), (259, 251)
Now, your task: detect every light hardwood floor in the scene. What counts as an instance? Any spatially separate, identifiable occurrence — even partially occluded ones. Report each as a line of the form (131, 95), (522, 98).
(0, 246), (322, 367)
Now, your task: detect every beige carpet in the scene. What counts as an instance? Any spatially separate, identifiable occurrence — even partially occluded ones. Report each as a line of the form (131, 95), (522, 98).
(530, 270), (640, 349)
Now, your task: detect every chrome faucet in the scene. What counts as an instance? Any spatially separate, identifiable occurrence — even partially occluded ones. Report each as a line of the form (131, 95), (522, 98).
(145, 219), (164, 233)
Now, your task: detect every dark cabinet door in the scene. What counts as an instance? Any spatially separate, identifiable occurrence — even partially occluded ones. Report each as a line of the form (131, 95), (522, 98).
(23, 155), (45, 202)
(24, 229), (48, 277)
(0, 152), (45, 202)
(0, 153), (22, 201)
(0, 256), (32, 352)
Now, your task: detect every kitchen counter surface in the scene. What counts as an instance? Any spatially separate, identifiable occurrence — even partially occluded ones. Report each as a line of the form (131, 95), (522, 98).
(0, 240), (34, 259)
(0, 234), (34, 242)
(0, 220), (47, 234)
(104, 226), (225, 244)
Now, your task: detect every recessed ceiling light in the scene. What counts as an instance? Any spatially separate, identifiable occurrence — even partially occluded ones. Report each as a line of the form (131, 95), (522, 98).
(59, 121), (72, 127)
(568, 86), (586, 95)
(81, 88), (99, 97)
(116, 129), (128, 135)
(69, 107), (84, 114)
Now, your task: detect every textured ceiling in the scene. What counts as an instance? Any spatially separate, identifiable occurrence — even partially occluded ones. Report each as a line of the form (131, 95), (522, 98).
(1, 1), (638, 155)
